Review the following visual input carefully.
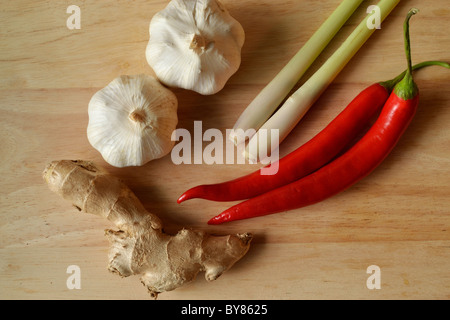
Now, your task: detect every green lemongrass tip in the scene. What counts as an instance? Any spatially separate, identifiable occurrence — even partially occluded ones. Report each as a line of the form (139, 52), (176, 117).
(229, 0), (364, 145)
(379, 60), (450, 91)
(394, 8), (419, 100)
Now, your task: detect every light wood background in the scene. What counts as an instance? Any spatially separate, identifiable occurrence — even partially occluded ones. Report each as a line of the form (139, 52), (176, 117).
(1, 0), (449, 300)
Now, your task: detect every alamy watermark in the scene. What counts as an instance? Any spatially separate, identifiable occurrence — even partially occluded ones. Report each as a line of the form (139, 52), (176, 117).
(366, 265), (381, 289)
(64, 264), (381, 292)
(171, 121), (280, 175)
(66, 265), (81, 289)
(66, 5), (81, 30)
(66, 4), (382, 31)
(367, 5), (382, 30)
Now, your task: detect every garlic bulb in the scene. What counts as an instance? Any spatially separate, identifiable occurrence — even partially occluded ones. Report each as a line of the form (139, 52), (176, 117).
(146, 0), (245, 95)
(87, 74), (178, 167)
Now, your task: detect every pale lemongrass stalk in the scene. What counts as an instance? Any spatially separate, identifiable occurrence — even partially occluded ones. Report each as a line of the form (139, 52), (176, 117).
(230, 0), (364, 145)
(245, 0), (400, 162)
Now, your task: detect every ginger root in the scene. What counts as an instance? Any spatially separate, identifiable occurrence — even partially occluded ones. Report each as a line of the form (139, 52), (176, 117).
(43, 160), (252, 298)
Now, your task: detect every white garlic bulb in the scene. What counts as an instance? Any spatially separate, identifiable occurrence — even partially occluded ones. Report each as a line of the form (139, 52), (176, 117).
(87, 74), (178, 167)
(146, 0), (245, 95)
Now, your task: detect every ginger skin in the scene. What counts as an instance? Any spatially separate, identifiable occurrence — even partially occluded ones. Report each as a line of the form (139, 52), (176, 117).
(43, 160), (252, 298)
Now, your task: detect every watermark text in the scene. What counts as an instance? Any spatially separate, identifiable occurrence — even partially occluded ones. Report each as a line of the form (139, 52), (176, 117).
(171, 121), (279, 175)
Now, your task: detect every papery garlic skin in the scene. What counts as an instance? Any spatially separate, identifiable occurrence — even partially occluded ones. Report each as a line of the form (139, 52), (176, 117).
(146, 0), (245, 95)
(87, 74), (178, 167)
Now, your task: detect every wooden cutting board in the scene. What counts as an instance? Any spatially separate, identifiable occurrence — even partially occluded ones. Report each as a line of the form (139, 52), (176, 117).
(1, 0), (449, 300)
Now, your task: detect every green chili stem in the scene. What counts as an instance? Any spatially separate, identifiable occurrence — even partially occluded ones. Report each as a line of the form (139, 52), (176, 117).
(380, 60), (450, 91)
(404, 8), (418, 76)
(394, 8), (419, 100)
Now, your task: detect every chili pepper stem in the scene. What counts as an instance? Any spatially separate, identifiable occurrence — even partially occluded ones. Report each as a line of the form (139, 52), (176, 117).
(379, 61), (450, 92)
(394, 8), (419, 100)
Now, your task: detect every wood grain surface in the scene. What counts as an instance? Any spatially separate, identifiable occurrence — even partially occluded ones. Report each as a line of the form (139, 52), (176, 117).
(1, 0), (449, 300)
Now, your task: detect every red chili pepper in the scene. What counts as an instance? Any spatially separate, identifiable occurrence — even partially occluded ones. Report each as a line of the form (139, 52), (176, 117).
(208, 8), (428, 225)
(178, 83), (388, 203)
(178, 59), (449, 204)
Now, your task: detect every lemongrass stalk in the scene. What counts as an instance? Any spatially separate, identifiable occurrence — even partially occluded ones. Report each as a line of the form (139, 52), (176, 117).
(245, 0), (400, 162)
(229, 0), (364, 145)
